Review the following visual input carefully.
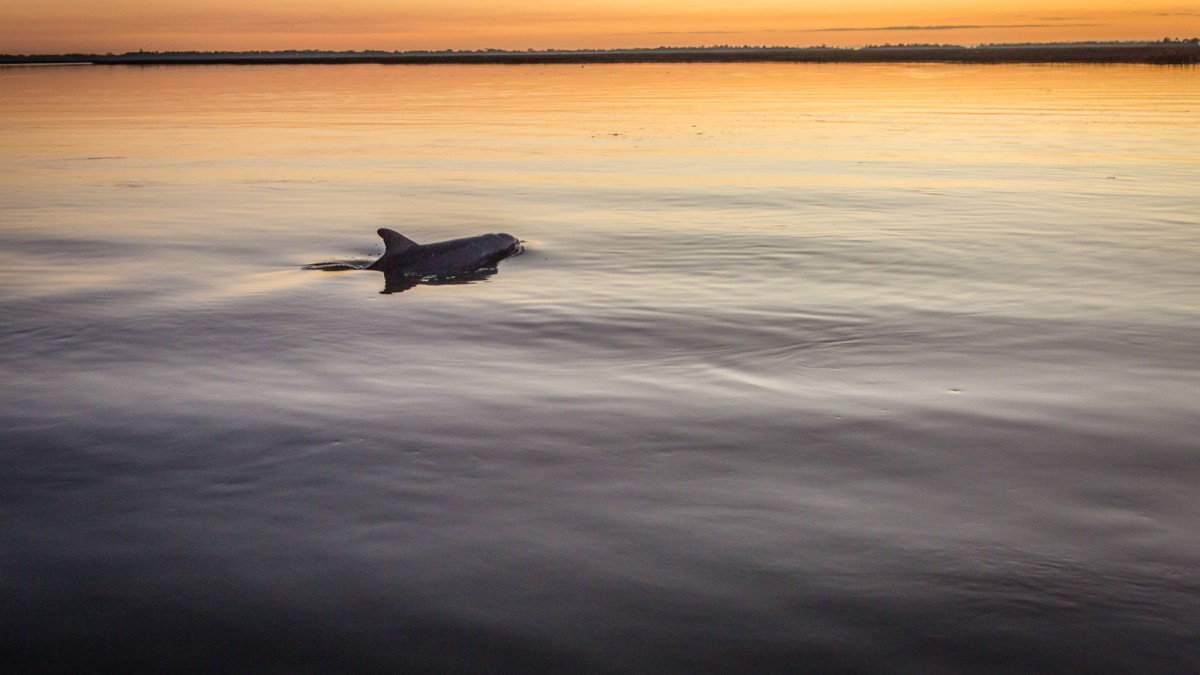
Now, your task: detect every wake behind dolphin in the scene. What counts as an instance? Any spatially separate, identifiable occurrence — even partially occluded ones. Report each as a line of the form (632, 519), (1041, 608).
(307, 228), (523, 293)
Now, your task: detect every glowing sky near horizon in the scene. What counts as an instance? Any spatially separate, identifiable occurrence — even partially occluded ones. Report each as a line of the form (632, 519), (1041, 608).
(1, 0), (1197, 54)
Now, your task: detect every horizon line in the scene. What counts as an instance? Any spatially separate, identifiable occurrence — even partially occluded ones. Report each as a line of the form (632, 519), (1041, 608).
(5, 38), (1200, 59)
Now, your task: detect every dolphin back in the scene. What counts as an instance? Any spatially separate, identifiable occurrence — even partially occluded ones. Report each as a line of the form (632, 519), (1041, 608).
(368, 230), (521, 278)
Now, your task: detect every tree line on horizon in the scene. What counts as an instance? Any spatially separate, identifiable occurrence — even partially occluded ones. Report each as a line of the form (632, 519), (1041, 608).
(2, 39), (1197, 65)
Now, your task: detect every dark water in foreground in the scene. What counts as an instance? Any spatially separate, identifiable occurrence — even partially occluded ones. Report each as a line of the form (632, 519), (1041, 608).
(2, 63), (1199, 673)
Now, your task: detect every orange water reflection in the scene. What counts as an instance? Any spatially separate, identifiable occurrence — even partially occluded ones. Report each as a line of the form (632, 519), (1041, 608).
(4, 63), (1195, 178)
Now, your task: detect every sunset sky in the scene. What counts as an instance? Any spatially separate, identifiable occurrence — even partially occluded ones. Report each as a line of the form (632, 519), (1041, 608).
(2, 0), (1198, 54)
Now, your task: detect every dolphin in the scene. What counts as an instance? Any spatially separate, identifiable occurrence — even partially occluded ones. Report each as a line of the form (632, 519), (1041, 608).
(366, 228), (523, 292)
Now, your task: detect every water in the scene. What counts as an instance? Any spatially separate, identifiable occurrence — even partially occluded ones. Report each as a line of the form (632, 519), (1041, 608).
(2, 62), (1198, 673)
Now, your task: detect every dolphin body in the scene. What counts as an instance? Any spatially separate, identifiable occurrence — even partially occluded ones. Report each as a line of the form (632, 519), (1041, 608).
(366, 228), (522, 292)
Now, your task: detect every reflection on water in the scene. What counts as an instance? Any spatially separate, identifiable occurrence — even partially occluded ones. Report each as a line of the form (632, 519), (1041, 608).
(304, 263), (511, 294)
(1, 63), (1198, 673)
(378, 267), (506, 294)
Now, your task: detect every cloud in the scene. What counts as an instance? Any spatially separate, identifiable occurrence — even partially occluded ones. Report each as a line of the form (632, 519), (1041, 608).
(632, 21), (1106, 37)
(630, 22), (1107, 38)
(804, 23), (1104, 33)
(644, 30), (774, 35)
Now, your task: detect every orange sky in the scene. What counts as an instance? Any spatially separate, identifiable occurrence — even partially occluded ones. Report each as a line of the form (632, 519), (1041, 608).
(2, 0), (1197, 54)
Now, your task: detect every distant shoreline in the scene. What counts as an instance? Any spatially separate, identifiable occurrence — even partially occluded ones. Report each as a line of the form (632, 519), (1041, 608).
(3, 43), (1198, 66)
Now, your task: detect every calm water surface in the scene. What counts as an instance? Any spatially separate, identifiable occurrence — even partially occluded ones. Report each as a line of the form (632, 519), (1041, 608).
(2, 63), (1198, 673)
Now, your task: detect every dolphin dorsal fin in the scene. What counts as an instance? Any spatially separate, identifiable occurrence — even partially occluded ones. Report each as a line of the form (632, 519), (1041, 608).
(378, 228), (419, 254)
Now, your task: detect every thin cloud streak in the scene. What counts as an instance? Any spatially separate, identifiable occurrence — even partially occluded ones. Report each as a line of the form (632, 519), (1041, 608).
(637, 23), (1104, 37)
(805, 23), (1105, 33)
